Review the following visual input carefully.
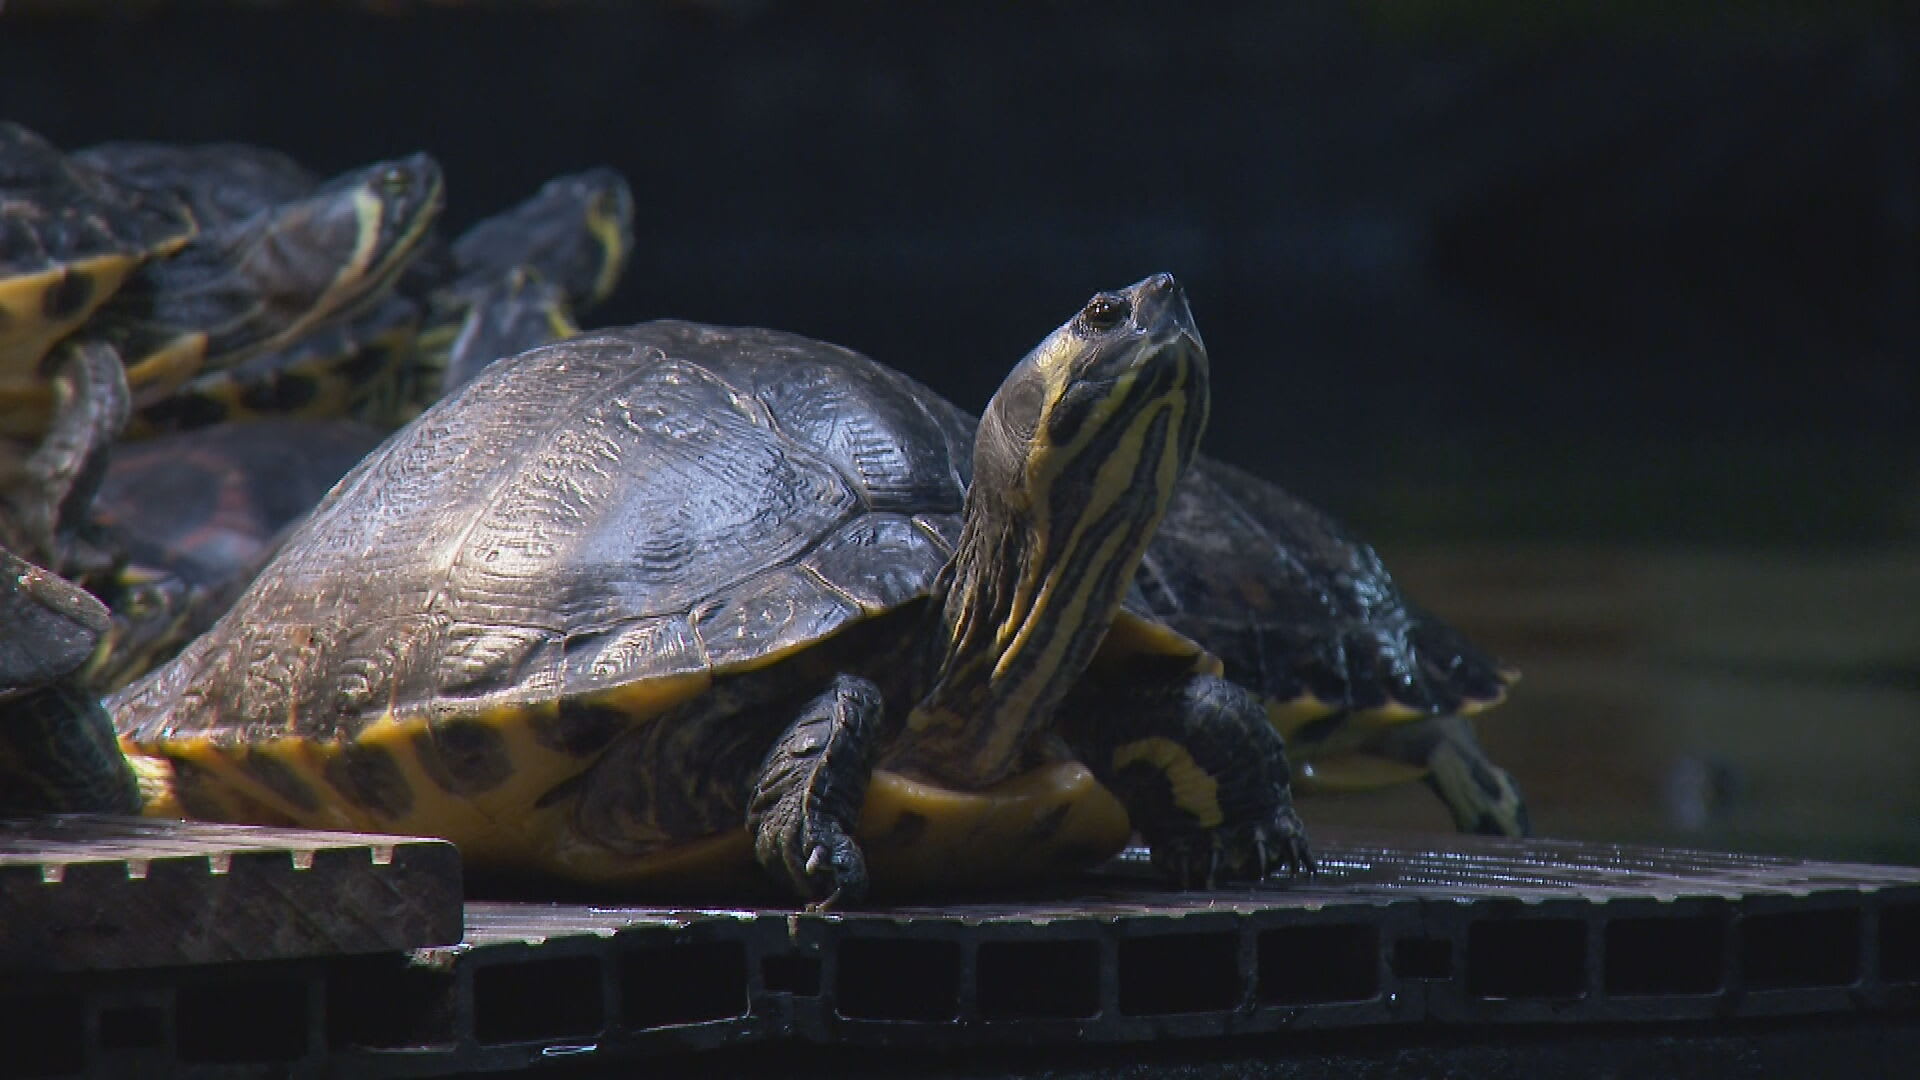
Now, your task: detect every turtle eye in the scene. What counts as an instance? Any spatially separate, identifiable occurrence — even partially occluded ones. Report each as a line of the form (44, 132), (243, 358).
(379, 167), (412, 196)
(1079, 293), (1130, 333)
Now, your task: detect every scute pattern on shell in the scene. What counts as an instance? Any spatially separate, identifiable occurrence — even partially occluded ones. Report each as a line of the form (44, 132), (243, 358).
(0, 123), (194, 281)
(109, 321), (976, 748)
(1130, 456), (1512, 719)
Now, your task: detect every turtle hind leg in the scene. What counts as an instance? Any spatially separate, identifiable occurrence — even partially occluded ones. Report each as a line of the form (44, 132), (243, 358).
(1369, 714), (1530, 837)
(0, 546), (139, 815)
(1059, 672), (1313, 888)
(747, 674), (882, 910)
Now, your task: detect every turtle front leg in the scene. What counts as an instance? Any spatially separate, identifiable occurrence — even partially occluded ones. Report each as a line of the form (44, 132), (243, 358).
(1, 342), (129, 579)
(1059, 672), (1314, 887)
(747, 674), (883, 910)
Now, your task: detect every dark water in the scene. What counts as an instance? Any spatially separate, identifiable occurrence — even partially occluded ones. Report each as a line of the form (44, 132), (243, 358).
(3, 1), (1916, 863)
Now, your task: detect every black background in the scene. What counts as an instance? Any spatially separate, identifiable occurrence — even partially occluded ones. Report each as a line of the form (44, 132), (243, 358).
(7, 0), (1915, 546)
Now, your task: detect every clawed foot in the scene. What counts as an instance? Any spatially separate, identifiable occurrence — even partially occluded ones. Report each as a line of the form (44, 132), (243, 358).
(1147, 806), (1316, 889)
(796, 823), (867, 912)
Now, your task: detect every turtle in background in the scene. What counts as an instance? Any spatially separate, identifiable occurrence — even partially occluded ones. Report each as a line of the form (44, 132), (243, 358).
(0, 124), (194, 571)
(1134, 456), (1528, 836)
(0, 134), (444, 435)
(387, 166), (635, 417)
(0, 123), (444, 572)
(134, 166), (634, 432)
(0, 274), (1312, 906)
(41, 160), (629, 691)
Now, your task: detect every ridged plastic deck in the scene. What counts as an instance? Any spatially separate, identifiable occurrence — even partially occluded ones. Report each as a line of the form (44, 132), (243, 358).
(2, 826), (1916, 1077)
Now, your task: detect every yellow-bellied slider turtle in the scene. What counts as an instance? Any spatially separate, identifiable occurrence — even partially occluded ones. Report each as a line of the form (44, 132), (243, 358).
(0, 128), (442, 569)
(0, 274), (1311, 905)
(1135, 458), (1528, 835)
(0, 133), (444, 436)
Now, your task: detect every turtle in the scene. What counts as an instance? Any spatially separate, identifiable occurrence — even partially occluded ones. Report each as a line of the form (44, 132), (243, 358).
(80, 149), (445, 418)
(0, 131), (442, 569)
(126, 294), (424, 435)
(0, 273), (1313, 906)
(0, 136), (446, 437)
(80, 418), (387, 690)
(134, 166), (631, 433)
(446, 166), (634, 313)
(1133, 456), (1529, 836)
(384, 167), (635, 421)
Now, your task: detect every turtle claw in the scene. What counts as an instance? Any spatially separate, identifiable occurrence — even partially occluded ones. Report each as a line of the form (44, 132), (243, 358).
(798, 830), (866, 912)
(1148, 807), (1315, 889)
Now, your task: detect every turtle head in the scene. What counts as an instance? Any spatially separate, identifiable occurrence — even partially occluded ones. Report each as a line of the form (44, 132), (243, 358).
(237, 152), (444, 329)
(974, 272), (1208, 537)
(450, 167), (636, 312)
(327, 152), (446, 294)
(903, 273), (1209, 786)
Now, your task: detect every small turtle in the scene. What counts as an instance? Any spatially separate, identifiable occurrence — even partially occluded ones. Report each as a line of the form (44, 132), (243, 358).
(82, 419), (386, 689)
(1134, 457), (1528, 835)
(0, 135), (445, 437)
(0, 274), (1311, 906)
(84, 150), (444, 418)
(0, 125), (192, 565)
(447, 166), (634, 312)
(390, 167), (634, 419)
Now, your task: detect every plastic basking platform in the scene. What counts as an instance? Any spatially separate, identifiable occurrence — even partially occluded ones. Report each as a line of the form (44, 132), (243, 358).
(1, 822), (1916, 1077)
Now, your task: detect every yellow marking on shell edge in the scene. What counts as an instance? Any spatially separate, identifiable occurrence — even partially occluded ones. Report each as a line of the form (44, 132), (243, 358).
(581, 668), (712, 719)
(1292, 754), (1430, 795)
(1112, 737), (1223, 828)
(0, 256), (141, 383)
(128, 668), (720, 877)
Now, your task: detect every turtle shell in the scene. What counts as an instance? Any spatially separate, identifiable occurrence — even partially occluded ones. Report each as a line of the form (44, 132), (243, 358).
(1133, 455), (1515, 733)
(73, 141), (317, 229)
(0, 123), (195, 391)
(108, 320), (995, 869)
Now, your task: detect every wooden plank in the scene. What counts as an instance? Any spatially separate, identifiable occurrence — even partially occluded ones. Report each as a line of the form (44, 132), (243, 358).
(0, 815), (461, 972)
